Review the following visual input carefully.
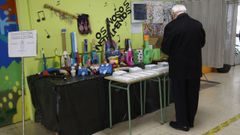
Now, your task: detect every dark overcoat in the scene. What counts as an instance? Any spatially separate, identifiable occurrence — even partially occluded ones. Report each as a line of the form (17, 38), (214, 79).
(161, 13), (206, 79)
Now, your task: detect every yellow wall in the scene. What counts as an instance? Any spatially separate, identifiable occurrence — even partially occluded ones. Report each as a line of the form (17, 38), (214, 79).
(16, 0), (144, 120)
(16, 0), (182, 121)
(15, 0), (33, 121)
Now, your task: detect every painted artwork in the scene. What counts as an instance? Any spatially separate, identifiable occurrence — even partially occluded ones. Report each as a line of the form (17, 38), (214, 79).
(146, 1), (164, 24)
(144, 1), (174, 37)
(0, 0), (22, 127)
(143, 1), (174, 49)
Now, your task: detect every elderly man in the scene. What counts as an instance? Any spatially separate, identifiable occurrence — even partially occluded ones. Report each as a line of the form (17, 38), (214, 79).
(161, 5), (205, 131)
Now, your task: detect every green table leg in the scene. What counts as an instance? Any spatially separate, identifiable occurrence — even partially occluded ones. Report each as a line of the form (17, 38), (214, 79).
(140, 81), (143, 116)
(167, 75), (170, 105)
(163, 74), (168, 123)
(158, 77), (164, 124)
(143, 80), (146, 114)
(109, 80), (112, 128)
(127, 84), (132, 135)
(163, 75), (166, 108)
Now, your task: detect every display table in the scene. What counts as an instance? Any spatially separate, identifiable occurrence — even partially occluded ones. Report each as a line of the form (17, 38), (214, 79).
(27, 75), (109, 135)
(105, 66), (169, 135)
(27, 68), (170, 135)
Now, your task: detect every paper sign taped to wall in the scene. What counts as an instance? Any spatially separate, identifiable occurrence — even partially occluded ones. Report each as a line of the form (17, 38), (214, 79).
(8, 30), (37, 57)
(131, 23), (142, 34)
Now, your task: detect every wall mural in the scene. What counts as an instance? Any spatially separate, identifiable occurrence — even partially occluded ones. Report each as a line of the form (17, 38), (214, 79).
(0, 0), (22, 127)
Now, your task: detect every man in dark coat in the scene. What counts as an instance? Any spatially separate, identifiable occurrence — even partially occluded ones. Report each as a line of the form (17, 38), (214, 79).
(161, 5), (205, 131)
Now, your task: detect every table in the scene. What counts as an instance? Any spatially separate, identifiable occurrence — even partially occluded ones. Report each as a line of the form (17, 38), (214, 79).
(105, 66), (169, 135)
(27, 70), (170, 135)
(148, 72), (170, 123)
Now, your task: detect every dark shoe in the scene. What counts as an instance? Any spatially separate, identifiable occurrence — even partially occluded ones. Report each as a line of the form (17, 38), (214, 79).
(188, 121), (194, 128)
(169, 121), (189, 131)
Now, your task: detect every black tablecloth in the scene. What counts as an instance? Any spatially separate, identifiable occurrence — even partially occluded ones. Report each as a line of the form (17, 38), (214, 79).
(27, 75), (169, 135)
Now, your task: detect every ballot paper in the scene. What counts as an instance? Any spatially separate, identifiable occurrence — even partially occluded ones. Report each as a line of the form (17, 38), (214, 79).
(112, 70), (128, 76)
(113, 76), (133, 82)
(123, 74), (140, 79)
(145, 64), (158, 70)
(158, 62), (169, 67)
(129, 72), (148, 78)
(129, 67), (143, 73)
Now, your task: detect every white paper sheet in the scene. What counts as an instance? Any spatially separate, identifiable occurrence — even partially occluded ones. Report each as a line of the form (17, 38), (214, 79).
(131, 23), (142, 34)
(8, 30), (37, 57)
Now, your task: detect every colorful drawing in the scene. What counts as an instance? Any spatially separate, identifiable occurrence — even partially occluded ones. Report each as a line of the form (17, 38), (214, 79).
(0, 0), (22, 127)
(144, 1), (174, 37)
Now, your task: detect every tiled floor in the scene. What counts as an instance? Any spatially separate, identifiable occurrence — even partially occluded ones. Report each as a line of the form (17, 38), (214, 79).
(1, 65), (240, 135)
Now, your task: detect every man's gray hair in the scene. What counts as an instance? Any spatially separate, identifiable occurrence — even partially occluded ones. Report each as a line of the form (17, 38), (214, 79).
(171, 4), (187, 14)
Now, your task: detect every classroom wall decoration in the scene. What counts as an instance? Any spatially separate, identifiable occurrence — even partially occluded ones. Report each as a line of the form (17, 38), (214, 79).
(0, 0), (22, 127)
(14, 0), (142, 120)
(144, 1), (174, 37)
(95, 0), (131, 49)
(23, 0), (134, 59)
(143, 1), (174, 48)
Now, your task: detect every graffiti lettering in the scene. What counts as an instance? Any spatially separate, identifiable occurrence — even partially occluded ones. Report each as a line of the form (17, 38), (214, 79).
(95, 0), (131, 49)
(96, 32), (102, 39)
(100, 27), (107, 35)
(124, 0), (131, 14)
(123, 0), (129, 7)
(112, 28), (117, 36)
(114, 21), (122, 29)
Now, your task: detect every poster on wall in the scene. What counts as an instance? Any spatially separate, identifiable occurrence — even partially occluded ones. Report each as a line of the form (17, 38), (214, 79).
(144, 1), (174, 37)
(143, 1), (174, 48)
(146, 1), (164, 24)
(131, 23), (142, 34)
(8, 30), (37, 57)
(0, 0), (23, 127)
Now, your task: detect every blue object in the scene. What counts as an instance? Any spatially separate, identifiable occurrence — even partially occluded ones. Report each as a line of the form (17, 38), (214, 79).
(0, 0), (7, 4)
(91, 50), (99, 64)
(105, 50), (121, 62)
(83, 53), (89, 66)
(40, 68), (59, 76)
(77, 67), (89, 76)
(99, 64), (112, 75)
(71, 32), (77, 64)
(0, 8), (20, 68)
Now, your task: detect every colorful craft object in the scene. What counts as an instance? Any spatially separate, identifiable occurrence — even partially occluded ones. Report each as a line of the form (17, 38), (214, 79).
(77, 67), (89, 76)
(99, 63), (112, 75)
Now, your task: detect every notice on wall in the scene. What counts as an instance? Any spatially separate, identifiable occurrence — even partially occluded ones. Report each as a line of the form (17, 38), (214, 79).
(131, 23), (142, 34)
(8, 30), (37, 57)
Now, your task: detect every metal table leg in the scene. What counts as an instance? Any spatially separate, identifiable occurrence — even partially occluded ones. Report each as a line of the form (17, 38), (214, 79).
(108, 81), (144, 135)
(163, 75), (166, 108)
(163, 75), (167, 122)
(143, 80), (147, 114)
(127, 84), (132, 135)
(140, 81), (143, 116)
(167, 75), (170, 105)
(158, 77), (164, 124)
